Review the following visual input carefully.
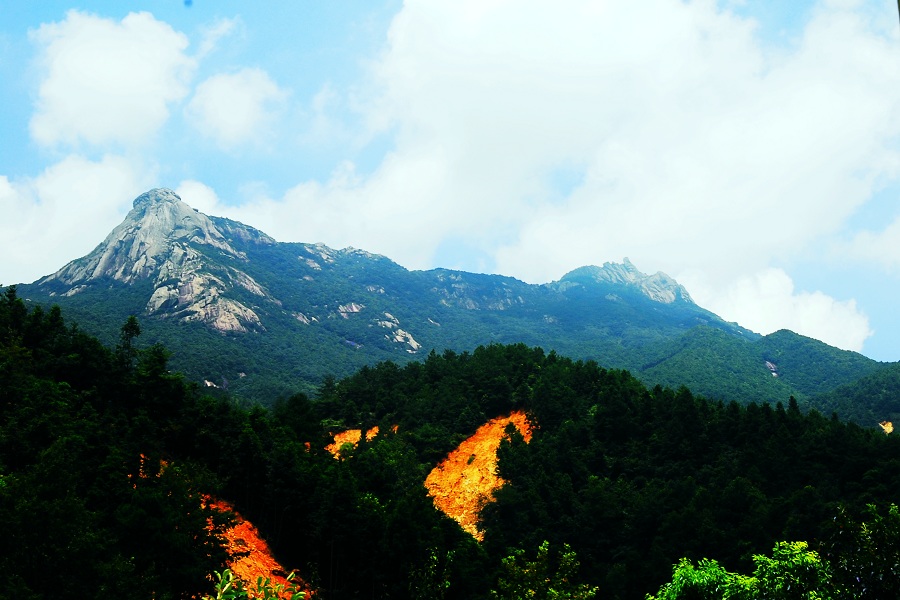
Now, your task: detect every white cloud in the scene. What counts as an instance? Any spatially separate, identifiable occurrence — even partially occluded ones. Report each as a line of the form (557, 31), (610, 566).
(175, 179), (223, 215)
(681, 267), (873, 352)
(13, 1), (893, 356)
(29, 10), (195, 148)
(231, 0), (898, 284)
(843, 212), (900, 271)
(0, 155), (151, 285)
(185, 68), (287, 150)
(195, 17), (241, 60)
(213, 0), (898, 350)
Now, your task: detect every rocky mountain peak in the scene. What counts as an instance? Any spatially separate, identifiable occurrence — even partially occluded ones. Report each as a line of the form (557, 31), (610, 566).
(556, 258), (694, 304)
(43, 188), (241, 286)
(132, 187), (179, 209)
(123, 188), (240, 266)
(39, 188), (272, 334)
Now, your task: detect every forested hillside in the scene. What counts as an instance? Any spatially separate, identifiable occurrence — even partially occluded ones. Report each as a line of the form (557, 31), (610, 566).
(810, 362), (900, 427)
(0, 286), (228, 598)
(20, 189), (888, 414)
(2, 287), (899, 599)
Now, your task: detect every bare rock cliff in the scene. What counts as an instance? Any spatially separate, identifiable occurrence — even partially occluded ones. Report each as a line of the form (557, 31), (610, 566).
(40, 188), (268, 333)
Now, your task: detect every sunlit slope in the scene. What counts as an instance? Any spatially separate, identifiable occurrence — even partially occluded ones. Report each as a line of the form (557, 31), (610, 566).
(425, 411), (532, 540)
(208, 498), (312, 598)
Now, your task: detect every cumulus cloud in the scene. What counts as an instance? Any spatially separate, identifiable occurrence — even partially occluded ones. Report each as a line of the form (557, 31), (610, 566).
(0, 155), (150, 285)
(231, 0), (899, 286)
(13, 1), (893, 356)
(213, 0), (897, 350)
(185, 68), (287, 150)
(29, 10), (195, 148)
(175, 179), (223, 215)
(681, 268), (873, 352)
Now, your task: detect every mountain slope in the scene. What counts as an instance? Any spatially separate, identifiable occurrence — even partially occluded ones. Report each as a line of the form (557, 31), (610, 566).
(756, 329), (884, 397)
(16, 188), (884, 407)
(809, 362), (900, 425)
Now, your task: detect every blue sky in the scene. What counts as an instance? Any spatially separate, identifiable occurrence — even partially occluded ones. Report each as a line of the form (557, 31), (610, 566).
(1, 0), (899, 361)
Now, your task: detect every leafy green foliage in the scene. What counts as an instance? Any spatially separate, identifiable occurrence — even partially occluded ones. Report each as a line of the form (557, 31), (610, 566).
(3, 285), (899, 600)
(203, 569), (305, 600)
(648, 541), (833, 600)
(646, 557), (749, 600)
(491, 541), (598, 600)
(650, 506), (900, 600)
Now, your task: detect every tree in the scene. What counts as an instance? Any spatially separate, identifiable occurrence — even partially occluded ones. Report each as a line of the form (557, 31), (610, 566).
(203, 569), (305, 600)
(115, 315), (141, 371)
(645, 557), (753, 600)
(648, 541), (834, 600)
(491, 540), (598, 600)
(822, 503), (900, 599)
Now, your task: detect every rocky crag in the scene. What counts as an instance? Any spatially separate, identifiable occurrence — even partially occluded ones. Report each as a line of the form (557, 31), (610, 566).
(20, 188), (883, 408)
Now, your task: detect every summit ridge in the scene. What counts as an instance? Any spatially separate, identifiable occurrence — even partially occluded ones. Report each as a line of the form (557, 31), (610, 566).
(21, 187), (823, 402)
(40, 188), (273, 333)
(555, 258), (693, 304)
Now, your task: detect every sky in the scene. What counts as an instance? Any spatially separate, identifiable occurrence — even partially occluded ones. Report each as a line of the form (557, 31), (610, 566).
(1, 0), (899, 361)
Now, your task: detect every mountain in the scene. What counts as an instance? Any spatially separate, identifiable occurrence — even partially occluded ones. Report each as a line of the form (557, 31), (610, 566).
(15, 188), (886, 411)
(809, 362), (900, 426)
(40, 188), (276, 333)
(7, 290), (900, 599)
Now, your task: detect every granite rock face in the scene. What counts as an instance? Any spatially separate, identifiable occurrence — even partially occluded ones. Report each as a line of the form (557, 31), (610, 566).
(34, 187), (745, 365)
(554, 258), (694, 304)
(38, 190), (703, 337)
(41, 188), (269, 333)
(22, 187), (822, 404)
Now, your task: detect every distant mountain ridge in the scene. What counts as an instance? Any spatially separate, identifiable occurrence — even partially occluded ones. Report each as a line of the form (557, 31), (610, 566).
(555, 259), (694, 304)
(17, 188), (891, 418)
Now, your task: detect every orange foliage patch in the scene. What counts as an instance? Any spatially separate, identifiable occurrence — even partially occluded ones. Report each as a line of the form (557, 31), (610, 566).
(206, 498), (312, 598)
(127, 453), (167, 487)
(325, 426), (380, 457)
(424, 411), (532, 541)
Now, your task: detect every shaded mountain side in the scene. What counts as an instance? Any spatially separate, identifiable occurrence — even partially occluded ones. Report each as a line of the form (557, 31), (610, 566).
(756, 329), (885, 397)
(809, 362), (900, 426)
(15, 188), (884, 409)
(636, 326), (890, 412)
(639, 326), (798, 402)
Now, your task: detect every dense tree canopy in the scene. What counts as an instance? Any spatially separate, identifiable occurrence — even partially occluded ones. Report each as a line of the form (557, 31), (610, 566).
(0, 286), (228, 599)
(2, 286), (899, 599)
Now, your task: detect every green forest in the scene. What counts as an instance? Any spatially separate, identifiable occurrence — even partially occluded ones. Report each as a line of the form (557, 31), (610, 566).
(2, 285), (899, 599)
